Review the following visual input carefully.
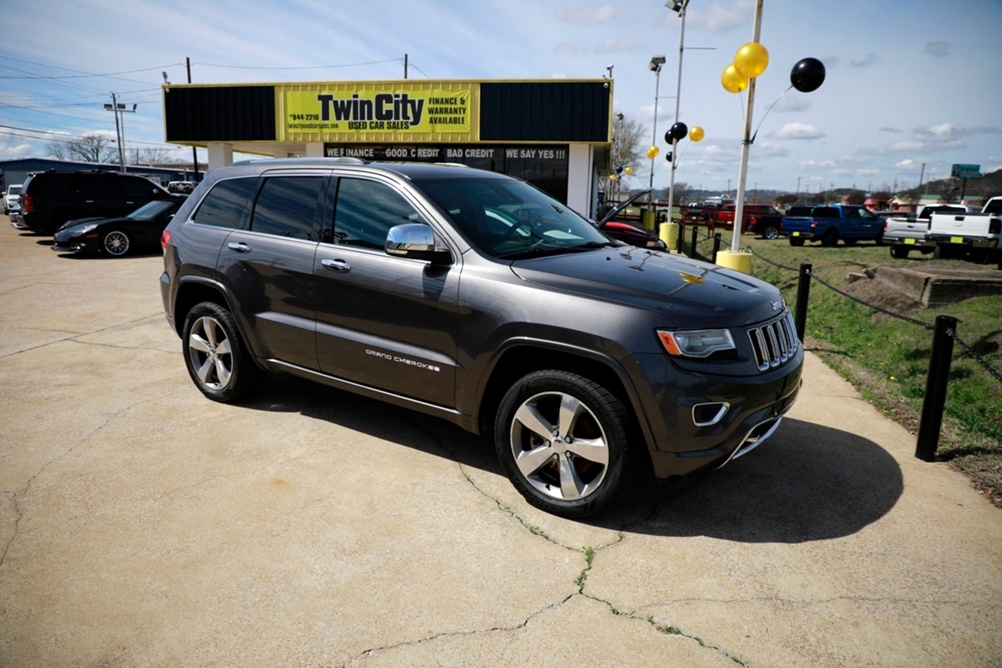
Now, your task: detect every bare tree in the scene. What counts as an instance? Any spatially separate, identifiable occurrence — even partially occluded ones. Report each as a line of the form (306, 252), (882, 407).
(133, 147), (172, 165)
(47, 134), (116, 163)
(665, 181), (693, 204)
(610, 116), (646, 177)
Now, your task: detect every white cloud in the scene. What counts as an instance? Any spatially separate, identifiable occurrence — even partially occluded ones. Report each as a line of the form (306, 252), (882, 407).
(684, 0), (753, 31)
(595, 37), (639, 54)
(924, 41), (951, 57)
(771, 123), (825, 140)
(555, 6), (624, 25)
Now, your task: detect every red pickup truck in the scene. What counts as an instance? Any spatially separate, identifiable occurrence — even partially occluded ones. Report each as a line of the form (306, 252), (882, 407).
(715, 204), (784, 239)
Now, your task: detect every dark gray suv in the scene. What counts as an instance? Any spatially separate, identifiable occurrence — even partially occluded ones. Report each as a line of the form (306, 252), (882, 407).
(160, 159), (803, 518)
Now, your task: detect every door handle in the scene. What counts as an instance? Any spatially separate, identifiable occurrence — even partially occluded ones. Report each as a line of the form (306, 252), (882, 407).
(227, 242), (251, 253)
(321, 258), (351, 272)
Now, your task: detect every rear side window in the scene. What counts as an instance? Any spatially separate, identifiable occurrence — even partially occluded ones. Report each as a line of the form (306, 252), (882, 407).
(249, 176), (325, 241)
(28, 175), (69, 195)
(121, 177), (157, 198)
(191, 177), (258, 229)
(332, 178), (423, 250)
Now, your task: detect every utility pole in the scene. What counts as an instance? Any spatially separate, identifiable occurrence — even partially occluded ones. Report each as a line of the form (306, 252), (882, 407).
(187, 58), (199, 179)
(104, 93), (137, 172)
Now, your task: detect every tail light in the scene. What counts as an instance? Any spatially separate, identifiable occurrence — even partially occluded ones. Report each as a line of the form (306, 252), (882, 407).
(161, 230), (172, 250)
(990, 218), (1001, 235)
(810, 220), (818, 230)
(23, 194), (34, 213)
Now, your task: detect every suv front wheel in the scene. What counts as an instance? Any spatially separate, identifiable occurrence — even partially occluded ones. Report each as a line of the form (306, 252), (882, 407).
(182, 301), (261, 403)
(495, 370), (633, 518)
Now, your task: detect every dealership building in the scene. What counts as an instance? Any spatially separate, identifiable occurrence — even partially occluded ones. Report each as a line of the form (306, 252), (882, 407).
(162, 78), (613, 217)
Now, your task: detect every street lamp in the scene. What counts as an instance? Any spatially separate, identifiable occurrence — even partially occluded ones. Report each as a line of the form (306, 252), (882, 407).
(665, 0), (690, 229)
(648, 55), (666, 196)
(103, 93), (137, 172)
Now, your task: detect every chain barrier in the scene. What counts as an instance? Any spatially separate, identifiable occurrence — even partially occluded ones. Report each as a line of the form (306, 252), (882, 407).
(735, 241), (1002, 387)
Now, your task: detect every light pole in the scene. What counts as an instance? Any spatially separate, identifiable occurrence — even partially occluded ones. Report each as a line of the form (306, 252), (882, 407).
(648, 55), (666, 196)
(104, 93), (137, 172)
(665, 0), (689, 226)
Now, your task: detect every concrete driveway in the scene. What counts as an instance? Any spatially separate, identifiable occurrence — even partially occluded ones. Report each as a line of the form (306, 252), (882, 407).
(1, 216), (1000, 667)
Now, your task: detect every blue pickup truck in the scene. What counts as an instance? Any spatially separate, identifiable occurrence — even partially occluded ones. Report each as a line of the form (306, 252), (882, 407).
(780, 205), (884, 247)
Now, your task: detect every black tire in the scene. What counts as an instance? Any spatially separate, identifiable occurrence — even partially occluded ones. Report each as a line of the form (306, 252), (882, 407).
(890, 245), (910, 259)
(762, 225), (779, 240)
(821, 229), (839, 247)
(494, 370), (634, 518)
(102, 229), (131, 257)
(181, 301), (261, 403)
(789, 238), (805, 247)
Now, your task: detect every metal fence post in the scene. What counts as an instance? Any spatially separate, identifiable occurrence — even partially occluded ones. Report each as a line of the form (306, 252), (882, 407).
(794, 263), (812, 342)
(691, 226), (699, 258)
(915, 315), (958, 461)
(712, 233), (721, 263)
(677, 221), (685, 253)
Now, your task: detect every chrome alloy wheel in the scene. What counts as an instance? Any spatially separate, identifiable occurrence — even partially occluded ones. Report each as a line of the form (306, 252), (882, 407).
(508, 391), (610, 501)
(103, 230), (130, 256)
(186, 315), (233, 391)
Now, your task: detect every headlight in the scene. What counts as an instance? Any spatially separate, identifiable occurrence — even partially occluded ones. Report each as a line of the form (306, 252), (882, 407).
(76, 224), (99, 235)
(658, 328), (736, 358)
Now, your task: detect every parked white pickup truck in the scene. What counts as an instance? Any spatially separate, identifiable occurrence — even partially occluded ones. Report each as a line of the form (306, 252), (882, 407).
(884, 205), (968, 259)
(928, 196), (1002, 267)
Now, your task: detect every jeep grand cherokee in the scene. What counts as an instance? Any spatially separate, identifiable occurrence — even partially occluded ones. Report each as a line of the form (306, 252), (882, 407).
(160, 159), (802, 518)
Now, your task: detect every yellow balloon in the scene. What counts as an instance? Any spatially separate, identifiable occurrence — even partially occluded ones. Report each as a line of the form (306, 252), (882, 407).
(624, 166), (633, 175)
(721, 64), (748, 94)
(646, 146), (660, 159)
(609, 174), (617, 181)
(690, 126), (705, 142)
(734, 42), (769, 78)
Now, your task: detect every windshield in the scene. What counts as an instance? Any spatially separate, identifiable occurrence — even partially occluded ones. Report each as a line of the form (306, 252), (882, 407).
(416, 177), (616, 259)
(128, 200), (175, 220)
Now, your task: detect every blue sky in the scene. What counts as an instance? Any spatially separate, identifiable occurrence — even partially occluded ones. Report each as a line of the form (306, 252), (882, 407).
(1, 0), (1000, 197)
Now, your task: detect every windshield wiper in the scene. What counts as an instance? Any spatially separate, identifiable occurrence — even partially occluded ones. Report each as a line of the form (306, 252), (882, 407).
(496, 240), (617, 260)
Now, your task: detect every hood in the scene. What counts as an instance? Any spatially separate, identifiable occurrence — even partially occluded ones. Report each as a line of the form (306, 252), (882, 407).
(56, 216), (128, 232)
(598, 189), (653, 225)
(510, 248), (785, 329)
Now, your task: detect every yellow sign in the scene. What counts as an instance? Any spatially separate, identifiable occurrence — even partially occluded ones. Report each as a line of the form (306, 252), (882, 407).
(284, 84), (471, 140)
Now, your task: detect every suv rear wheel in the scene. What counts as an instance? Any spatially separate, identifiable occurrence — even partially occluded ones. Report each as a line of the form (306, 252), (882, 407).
(182, 302), (261, 403)
(495, 370), (633, 518)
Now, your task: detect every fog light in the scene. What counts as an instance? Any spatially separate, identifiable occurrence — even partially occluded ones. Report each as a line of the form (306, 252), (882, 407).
(692, 402), (729, 427)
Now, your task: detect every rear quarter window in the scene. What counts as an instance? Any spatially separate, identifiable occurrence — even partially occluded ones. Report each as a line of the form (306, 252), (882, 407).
(191, 177), (258, 229)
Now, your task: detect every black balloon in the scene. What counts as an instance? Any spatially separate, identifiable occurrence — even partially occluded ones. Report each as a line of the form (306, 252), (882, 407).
(664, 122), (688, 143)
(790, 57), (825, 93)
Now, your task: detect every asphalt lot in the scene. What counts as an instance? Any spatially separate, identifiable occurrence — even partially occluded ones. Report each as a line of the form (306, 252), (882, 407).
(1, 214), (1000, 667)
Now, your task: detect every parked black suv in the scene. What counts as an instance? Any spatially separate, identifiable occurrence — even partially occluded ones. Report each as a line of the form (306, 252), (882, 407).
(20, 170), (177, 235)
(160, 159), (803, 518)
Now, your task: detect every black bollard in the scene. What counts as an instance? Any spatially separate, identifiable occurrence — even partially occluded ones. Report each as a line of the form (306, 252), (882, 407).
(915, 315), (958, 462)
(794, 263), (812, 342)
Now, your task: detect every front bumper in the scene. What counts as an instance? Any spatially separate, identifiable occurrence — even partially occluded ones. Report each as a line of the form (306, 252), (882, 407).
(633, 311), (805, 481)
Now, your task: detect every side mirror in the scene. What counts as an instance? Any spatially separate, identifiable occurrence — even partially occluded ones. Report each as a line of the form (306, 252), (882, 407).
(385, 223), (452, 264)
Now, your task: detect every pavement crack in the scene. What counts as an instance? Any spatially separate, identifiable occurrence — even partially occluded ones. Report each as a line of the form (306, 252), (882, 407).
(346, 594), (577, 666)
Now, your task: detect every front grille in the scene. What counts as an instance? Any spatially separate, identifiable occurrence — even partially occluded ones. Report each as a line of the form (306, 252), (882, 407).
(748, 311), (799, 371)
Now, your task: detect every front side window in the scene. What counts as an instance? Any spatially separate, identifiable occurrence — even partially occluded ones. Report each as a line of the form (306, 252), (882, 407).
(249, 176), (325, 241)
(191, 177), (258, 229)
(332, 178), (423, 250)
